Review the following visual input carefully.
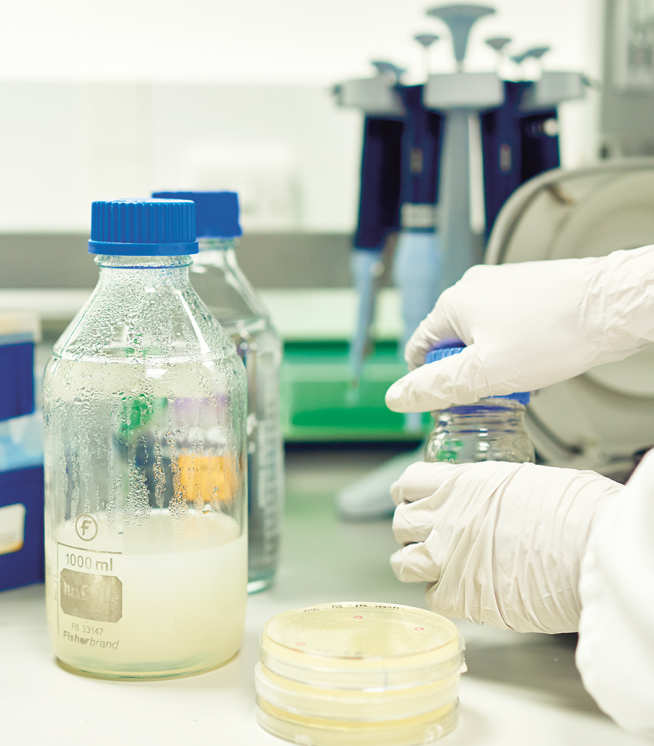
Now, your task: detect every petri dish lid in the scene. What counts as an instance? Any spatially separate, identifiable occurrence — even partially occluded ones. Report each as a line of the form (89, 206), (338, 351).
(260, 602), (464, 690)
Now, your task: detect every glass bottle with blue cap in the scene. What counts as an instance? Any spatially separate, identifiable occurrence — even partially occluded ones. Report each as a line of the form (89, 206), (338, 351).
(42, 200), (248, 679)
(152, 191), (283, 594)
(424, 341), (535, 464)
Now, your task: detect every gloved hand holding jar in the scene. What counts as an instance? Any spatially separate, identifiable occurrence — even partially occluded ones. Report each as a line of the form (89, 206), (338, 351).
(386, 246), (654, 737)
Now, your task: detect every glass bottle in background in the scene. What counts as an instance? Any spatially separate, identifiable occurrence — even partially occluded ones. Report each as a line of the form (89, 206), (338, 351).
(423, 342), (535, 464)
(153, 191), (284, 594)
(43, 200), (248, 679)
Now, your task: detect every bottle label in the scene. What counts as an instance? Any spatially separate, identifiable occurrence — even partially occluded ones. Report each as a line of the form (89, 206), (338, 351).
(0, 503), (26, 555)
(59, 568), (123, 622)
(56, 539), (123, 650)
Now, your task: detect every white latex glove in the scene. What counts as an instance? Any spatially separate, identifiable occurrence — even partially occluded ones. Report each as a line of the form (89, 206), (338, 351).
(391, 460), (622, 634)
(386, 246), (654, 413)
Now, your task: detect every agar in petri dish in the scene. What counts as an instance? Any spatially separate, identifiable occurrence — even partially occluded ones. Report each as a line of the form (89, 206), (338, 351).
(255, 602), (465, 746)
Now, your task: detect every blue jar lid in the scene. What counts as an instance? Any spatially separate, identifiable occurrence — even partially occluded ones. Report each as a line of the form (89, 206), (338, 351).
(151, 191), (242, 239)
(88, 200), (199, 256)
(425, 339), (467, 364)
(426, 340), (530, 406)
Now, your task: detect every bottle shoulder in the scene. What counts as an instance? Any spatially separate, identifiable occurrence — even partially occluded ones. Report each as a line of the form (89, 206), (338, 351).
(191, 252), (271, 318)
(189, 253), (279, 338)
(53, 277), (241, 366)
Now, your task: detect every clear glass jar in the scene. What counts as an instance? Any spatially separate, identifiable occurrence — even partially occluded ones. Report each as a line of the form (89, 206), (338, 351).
(152, 191), (284, 594)
(43, 200), (248, 679)
(425, 398), (535, 463)
(423, 343), (534, 465)
(191, 237), (283, 593)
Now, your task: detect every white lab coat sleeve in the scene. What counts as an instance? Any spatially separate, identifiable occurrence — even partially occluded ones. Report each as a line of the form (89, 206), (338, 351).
(576, 450), (654, 737)
(595, 245), (654, 356)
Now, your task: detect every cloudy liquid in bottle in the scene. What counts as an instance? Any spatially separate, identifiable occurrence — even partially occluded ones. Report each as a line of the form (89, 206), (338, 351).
(46, 510), (246, 679)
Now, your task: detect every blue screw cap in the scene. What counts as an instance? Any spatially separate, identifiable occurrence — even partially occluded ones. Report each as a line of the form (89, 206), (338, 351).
(425, 339), (467, 363)
(426, 340), (530, 405)
(88, 199), (198, 256)
(152, 191), (243, 240)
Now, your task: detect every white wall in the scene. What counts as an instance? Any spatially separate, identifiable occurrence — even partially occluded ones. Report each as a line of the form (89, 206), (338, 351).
(1, 0), (601, 84)
(0, 82), (361, 232)
(150, 85), (361, 232)
(0, 0), (602, 232)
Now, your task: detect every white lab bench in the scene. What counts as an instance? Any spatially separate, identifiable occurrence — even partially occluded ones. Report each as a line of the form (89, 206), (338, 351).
(0, 447), (648, 746)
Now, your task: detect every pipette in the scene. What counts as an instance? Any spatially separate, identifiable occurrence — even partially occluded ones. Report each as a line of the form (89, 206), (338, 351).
(518, 45), (551, 79)
(370, 59), (405, 81)
(414, 33), (440, 81)
(485, 35), (512, 77)
(393, 32), (443, 367)
(348, 60), (405, 397)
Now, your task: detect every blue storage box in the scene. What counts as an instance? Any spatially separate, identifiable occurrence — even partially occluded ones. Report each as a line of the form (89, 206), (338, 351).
(0, 315), (44, 591)
(0, 464), (44, 590)
(0, 339), (34, 421)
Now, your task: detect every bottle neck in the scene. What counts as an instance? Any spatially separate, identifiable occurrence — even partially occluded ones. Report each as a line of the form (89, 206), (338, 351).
(191, 237), (269, 324)
(198, 237), (238, 253)
(95, 254), (193, 291)
(437, 399), (526, 434)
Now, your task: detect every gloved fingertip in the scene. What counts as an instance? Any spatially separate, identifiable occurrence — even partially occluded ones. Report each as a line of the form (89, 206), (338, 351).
(390, 488), (402, 507)
(385, 380), (406, 411)
(389, 549), (411, 581)
(391, 544), (440, 583)
(389, 479), (402, 506)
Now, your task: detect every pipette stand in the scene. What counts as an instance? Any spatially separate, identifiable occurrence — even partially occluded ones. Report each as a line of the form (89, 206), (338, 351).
(424, 4), (501, 291)
(334, 64), (405, 118)
(521, 71), (587, 110)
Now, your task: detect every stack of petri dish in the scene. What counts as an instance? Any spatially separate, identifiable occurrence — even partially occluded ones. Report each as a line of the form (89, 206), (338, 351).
(255, 602), (465, 745)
